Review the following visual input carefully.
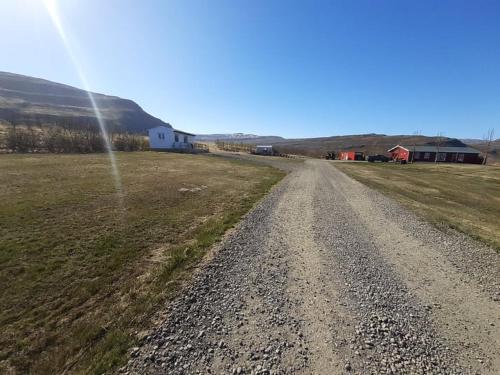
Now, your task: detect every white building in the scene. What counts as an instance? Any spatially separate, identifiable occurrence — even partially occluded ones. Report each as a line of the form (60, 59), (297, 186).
(255, 145), (273, 155)
(148, 125), (196, 150)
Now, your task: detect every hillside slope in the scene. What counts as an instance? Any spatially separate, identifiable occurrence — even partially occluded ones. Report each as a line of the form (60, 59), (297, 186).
(472, 139), (500, 163)
(250, 134), (471, 157)
(196, 133), (284, 142)
(202, 133), (476, 158)
(0, 72), (170, 133)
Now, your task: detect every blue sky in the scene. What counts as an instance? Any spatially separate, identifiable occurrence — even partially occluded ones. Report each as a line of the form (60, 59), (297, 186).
(1, 0), (499, 138)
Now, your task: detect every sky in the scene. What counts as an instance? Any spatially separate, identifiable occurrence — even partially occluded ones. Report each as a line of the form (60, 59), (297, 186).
(0, 0), (499, 139)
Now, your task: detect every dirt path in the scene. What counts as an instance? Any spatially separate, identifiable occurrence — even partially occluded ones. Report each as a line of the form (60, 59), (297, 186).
(122, 159), (499, 374)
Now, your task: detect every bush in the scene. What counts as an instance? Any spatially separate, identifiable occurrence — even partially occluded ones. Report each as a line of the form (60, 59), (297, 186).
(6, 126), (41, 152)
(113, 134), (147, 152)
(1, 122), (148, 154)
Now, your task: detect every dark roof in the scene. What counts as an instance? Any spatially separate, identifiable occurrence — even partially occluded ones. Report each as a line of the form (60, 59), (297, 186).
(388, 145), (480, 154)
(173, 129), (196, 136)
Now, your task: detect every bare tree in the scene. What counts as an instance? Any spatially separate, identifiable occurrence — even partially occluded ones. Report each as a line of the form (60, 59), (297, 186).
(482, 128), (495, 165)
(6, 122), (18, 152)
(434, 132), (445, 163)
(411, 130), (421, 163)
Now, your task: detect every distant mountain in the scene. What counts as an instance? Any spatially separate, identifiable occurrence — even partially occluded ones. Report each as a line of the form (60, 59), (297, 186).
(460, 138), (484, 145)
(196, 133), (260, 140)
(196, 133), (285, 143)
(0, 71), (170, 133)
(200, 132), (487, 158)
(211, 133), (473, 158)
(273, 134), (475, 157)
(468, 139), (499, 163)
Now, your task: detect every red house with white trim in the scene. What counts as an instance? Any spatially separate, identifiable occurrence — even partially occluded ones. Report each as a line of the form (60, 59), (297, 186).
(388, 145), (481, 164)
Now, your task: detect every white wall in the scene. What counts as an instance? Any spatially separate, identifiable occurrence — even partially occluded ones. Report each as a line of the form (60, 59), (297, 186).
(255, 146), (272, 154)
(173, 132), (195, 148)
(148, 126), (175, 149)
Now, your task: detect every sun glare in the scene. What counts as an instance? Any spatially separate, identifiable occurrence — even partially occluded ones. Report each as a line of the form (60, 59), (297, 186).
(43, 0), (65, 40)
(42, 0), (124, 201)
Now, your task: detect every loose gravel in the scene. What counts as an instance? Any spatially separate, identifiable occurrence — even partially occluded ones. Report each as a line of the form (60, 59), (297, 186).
(121, 159), (499, 374)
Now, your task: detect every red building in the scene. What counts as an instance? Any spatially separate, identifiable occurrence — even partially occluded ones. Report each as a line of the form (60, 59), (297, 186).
(339, 151), (365, 161)
(388, 145), (481, 164)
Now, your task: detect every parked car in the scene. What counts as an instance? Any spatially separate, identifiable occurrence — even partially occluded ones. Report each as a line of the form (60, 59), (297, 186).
(325, 151), (336, 160)
(367, 154), (390, 162)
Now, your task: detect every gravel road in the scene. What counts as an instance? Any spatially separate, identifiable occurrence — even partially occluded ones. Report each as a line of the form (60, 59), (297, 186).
(122, 159), (499, 375)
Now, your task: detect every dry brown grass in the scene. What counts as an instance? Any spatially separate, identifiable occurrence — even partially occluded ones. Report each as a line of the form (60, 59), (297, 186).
(0, 152), (284, 374)
(334, 162), (500, 251)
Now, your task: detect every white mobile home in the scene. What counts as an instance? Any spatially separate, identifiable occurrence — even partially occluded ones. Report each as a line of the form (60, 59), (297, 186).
(255, 145), (273, 155)
(173, 129), (196, 149)
(148, 125), (196, 150)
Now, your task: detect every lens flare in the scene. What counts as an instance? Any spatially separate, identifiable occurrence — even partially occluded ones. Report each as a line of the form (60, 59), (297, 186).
(43, 0), (123, 200)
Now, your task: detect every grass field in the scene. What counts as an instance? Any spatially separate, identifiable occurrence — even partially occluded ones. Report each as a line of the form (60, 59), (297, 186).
(334, 162), (500, 251)
(0, 152), (285, 374)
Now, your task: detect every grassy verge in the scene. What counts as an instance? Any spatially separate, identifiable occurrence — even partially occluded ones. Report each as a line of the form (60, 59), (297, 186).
(0, 152), (285, 374)
(333, 162), (500, 251)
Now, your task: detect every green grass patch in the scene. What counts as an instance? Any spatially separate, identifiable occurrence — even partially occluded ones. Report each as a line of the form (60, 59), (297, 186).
(334, 162), (500, 251)
(0, 152), (285, 374)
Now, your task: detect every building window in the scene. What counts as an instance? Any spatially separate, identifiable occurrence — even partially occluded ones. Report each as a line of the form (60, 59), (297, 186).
(458, 153), (464, 162)
(175, 134), (179, 142)
(424, 152), (430, 159)
(158, 133), (162, 139)
(437, 152), (446, 162)
(183, 135), (188, 143)
(414, 152), (421, 159)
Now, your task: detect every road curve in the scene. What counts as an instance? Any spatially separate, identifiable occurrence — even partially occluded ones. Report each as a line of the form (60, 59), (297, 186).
(122, 159), (499, 375)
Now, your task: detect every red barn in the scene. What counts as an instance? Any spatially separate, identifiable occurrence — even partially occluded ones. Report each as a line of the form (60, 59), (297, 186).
(388, 145), (481, 164)
(339, 151), (365, 161)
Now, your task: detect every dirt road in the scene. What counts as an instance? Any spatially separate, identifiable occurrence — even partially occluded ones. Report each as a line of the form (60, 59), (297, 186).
(122, 159), (499, 374)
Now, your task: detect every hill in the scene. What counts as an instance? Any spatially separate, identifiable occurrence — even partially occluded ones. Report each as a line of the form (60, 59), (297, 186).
(196, 133), (285, 143)
(0, 71), (170, 133)
(460, 138), (484, 145)
(213, 133), (472, 158)
(470, 139), (500, 164)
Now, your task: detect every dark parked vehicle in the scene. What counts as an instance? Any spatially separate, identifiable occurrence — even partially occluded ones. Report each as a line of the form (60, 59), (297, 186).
(325, 151), (336, 160)
(367, 154), (390, 162)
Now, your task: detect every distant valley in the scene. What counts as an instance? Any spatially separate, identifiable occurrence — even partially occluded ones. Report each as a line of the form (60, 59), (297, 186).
(0, 71), (497, 161)
(199, 133), (498, 161)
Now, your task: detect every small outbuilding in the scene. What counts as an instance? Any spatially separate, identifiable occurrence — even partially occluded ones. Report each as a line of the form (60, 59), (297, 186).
(148, 125), (196, 150)
(339, 151), (365, 161)
(388, 145), (481, 163)
(255, 145), (273, 155)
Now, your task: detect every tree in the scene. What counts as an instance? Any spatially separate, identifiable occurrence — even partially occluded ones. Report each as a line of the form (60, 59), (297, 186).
(6, 123), (18, 151)
(434, 132), (445, 163)
(482, 128), (495, 165)
(410, 130), (421, 163)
